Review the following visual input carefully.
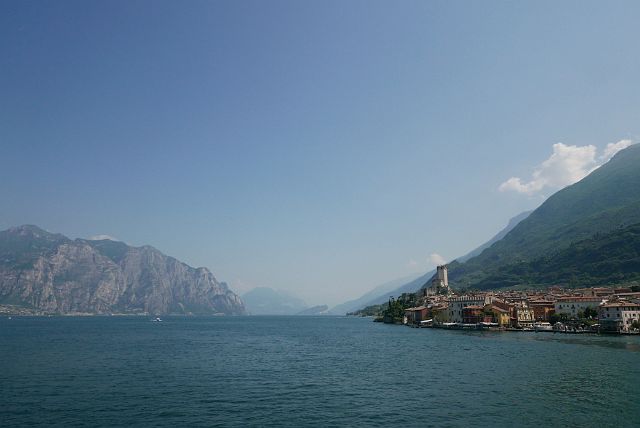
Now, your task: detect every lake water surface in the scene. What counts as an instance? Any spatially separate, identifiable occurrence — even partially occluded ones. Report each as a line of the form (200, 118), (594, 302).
(1, 316), (639, 427)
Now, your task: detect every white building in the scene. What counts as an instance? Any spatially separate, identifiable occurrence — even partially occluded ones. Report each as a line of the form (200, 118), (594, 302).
(554, 297), (602, 318)
(447, 294), (492, 323)
(598, 301), (640, 333)
(515, 306), (535, 328)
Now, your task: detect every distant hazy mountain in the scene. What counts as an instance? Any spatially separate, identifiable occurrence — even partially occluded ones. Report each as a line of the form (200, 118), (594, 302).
(242, 287), (308, 315)
(0, 225), (245, 315)
(327, 273), (422, 315)
(444, 143), (640, 290)
(296, 305), (329, 316)
(341, 210), (532, 313)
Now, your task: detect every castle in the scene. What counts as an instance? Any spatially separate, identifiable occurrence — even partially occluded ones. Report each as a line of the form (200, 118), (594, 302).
(425, 264), (452, 296)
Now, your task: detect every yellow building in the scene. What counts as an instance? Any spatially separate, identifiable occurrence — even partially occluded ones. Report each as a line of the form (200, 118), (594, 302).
(490, 305), (510, 327)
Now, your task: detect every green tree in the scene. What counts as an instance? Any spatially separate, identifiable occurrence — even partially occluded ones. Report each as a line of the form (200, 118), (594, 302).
(583, 307), (598, 319)
(549, 313), (569, 325)
(383, 297), (408, 322)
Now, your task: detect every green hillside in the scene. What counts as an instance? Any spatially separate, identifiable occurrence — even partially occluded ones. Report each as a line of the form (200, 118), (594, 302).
(448, 144), (640, 289)
(469, 222), (640, 289)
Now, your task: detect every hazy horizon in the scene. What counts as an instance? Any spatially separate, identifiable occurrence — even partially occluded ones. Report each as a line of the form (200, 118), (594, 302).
(3, 1), (640, 306)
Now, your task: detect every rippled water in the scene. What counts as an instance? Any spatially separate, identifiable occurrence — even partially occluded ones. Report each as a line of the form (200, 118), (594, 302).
(1, 316), (639, 427)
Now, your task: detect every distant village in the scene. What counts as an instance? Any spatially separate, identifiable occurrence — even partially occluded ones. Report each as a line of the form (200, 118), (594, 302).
(381, 265), (640, 335)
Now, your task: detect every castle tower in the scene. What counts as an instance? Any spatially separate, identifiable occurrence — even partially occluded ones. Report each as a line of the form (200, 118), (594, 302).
(427, 264), (450, 296)
(436, 265), (448, 287)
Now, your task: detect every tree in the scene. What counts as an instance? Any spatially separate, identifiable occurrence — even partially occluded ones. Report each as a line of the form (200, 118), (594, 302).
(549, 313), (569, 325)
(383, 297), (407, 322)
(583, 307), (598, 319)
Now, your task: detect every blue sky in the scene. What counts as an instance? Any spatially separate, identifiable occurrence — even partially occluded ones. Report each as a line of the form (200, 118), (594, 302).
(2, 1), (640, 306)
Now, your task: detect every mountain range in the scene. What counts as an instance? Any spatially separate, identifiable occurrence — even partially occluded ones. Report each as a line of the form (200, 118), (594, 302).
(346, 144), (640, 314)
(0, 225), (245, 315)
(327, 273), (422, 315)
(5, 145), (639, 316)
(443, 143), (640, 290)
(242, 287), (308, 315)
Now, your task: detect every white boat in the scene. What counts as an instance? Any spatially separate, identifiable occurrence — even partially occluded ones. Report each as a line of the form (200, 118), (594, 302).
(152, 317), (162, 322)
(419, 319), (433, 327)
(479, 322), (499, 329)
(534, 322), (553, 332)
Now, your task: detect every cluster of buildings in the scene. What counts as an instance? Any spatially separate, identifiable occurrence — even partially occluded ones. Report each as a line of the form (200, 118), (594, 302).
(402, 265), (640, 334)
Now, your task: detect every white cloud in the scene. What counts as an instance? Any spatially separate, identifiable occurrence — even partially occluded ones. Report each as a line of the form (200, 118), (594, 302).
(601, 139), (632, 162)
(88, 234), (120, 241)
(499, 140), (634, 195)
(499, 176), (543, 194)
(429, 253), (446, 266)
(406, 253), (446, 271)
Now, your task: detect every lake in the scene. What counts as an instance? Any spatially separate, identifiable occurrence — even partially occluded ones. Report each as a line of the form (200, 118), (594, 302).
(1, 316), (639, 427)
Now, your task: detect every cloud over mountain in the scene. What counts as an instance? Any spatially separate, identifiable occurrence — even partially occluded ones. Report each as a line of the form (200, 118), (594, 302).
(429, 253), (446, 266)
(88, 234), (120, 242)
(499, 140), (633, 195)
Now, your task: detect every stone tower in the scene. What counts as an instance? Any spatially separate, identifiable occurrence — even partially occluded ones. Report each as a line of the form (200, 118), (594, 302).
(426, 264), (451, 296)
(436, 264), (448, 287)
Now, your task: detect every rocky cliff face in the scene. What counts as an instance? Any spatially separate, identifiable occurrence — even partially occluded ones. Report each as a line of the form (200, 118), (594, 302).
(0, 225), (245, 315)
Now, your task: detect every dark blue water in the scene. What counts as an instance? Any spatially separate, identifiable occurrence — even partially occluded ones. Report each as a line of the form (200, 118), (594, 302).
(1, 316), (639, 427)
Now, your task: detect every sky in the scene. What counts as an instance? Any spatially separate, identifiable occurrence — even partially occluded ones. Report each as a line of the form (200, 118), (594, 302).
(2, 1), (640, 306)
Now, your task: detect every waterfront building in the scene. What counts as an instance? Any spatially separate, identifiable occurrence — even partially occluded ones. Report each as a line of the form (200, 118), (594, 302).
(430, 304), (451, 324)
(598, 301), (640, 333)
(404, 306), (429, 324)
(491, 298), (516, 326)
(554, 297), (602, 318)
(515, 306), (535, 329)
(488, 305), (510, 327)
(529, 300), (555, 321)
(462, 305), (484, 324)
(448, 294), (491, 323)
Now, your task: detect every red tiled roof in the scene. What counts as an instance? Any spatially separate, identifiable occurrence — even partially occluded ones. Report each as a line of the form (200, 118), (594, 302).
(600, 302), (640, 308)
(556, 297), (602, 302)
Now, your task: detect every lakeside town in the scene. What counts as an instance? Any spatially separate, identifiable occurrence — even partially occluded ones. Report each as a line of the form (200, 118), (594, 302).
(377, 265), (640, 335)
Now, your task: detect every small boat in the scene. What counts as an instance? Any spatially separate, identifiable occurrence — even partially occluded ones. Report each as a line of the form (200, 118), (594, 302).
(152, 317), (162, 322)
(478, 322), (499, 330)
(534, 322), (553, 332)
(419, 319), (433, 328)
